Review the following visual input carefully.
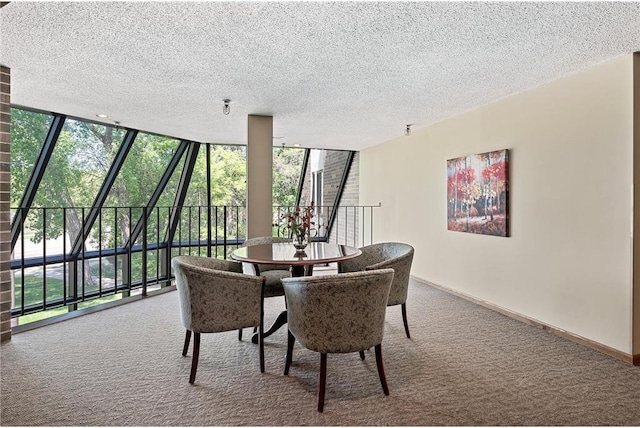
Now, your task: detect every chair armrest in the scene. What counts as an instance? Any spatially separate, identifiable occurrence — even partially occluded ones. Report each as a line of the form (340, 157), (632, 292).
(173, 255), (243, 273)
(181, 263), (263, 285)
(338, 256), (370, 273)
(363, 258), (398, 271)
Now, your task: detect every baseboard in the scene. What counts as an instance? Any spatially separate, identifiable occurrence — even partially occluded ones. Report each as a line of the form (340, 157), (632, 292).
(413, 276), (638, 366)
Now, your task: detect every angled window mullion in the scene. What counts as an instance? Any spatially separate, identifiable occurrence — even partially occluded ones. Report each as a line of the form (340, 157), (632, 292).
(324, 151), (355, 240)
(164, 141), (200, 246)
(69, 129), (138, 257)
(10, 113), (66, 251)
(126, 139), (189, 248)
(294, 148), (310, 207)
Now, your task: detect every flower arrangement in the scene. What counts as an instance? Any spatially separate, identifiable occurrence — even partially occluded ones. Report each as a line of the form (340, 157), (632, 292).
(281, 202), (315, 249)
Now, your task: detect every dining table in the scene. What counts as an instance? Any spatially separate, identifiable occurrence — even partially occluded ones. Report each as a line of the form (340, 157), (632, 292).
(231, 241), (362, 342)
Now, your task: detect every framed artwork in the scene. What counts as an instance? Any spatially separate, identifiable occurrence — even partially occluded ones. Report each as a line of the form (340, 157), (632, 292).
(447, 149), (509, 237)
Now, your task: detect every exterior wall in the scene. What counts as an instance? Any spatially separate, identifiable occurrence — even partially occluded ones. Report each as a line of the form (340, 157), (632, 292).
(0, 65), (10, 342)
(340, 152), (360, 245)
(322, 150), (350, 210)
(301, 150), (358, 244)
(329, 152), (360, 246)
(360, 55), (635, 355)
(339, 151), (359, 208)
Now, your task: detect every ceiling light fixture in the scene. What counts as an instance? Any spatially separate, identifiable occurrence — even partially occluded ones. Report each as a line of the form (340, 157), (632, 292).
(405, 124), (412, 137)
(96, 113), (109, 118)
(222, 99), (231, 115)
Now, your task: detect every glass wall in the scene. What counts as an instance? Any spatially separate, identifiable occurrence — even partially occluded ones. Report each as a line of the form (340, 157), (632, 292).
(8, 106), (355, 325)
(273, 146), (305, 207)
(10, 109), (54, 205)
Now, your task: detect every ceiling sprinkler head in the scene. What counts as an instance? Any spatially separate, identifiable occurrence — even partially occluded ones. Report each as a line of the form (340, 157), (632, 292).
(405, 124), (412, 136)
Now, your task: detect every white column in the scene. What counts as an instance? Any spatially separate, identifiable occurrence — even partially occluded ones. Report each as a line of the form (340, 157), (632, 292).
(246, 115), (273, 238)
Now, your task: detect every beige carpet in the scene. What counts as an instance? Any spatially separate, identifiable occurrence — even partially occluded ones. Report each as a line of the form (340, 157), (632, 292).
(1, 279), (639, 426)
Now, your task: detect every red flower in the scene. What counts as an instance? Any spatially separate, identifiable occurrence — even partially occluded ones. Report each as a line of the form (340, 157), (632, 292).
(281, 202), (316, 244)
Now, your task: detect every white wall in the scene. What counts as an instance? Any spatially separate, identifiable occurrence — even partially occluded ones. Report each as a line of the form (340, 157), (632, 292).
(361, 55), (635, 354)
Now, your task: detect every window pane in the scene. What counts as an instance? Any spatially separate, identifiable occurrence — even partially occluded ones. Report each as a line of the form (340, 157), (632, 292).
(10, 108), (54, 258)
(10, 109), (54, 206)
(34, 119), (127, 209)
(273, 146), (304, 207)
(299, 149), (352, 237)
(208, 145), (247, 207)
(98, 132), (182, 249)
(104, 132), (182, 207)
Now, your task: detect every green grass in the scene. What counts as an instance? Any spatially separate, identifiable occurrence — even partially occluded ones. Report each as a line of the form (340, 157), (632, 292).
(17, 294), (122, 324)
(18, 307), (68, 324)
(13, 274), (65, 307)
(13, 273), (122, 325)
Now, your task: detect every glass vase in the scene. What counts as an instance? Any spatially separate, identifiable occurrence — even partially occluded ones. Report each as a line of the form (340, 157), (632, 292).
(293, 234), (308, 251)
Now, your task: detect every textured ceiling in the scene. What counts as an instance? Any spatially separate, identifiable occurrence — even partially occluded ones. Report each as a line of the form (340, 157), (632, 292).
(1, 1), (640, 151)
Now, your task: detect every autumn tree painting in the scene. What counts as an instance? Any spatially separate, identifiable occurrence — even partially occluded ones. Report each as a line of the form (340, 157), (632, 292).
(447, 149), (509, 236)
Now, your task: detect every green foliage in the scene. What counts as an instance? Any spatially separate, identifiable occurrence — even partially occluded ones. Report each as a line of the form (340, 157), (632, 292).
(11, 108), (306, 281)
(9, 108), (312, 322)
(273, 147), (304, 207)
(11, 107), (305, 247)
(10, 110), (52, 205)
(10, 109), (309, 324)
(106, 132), (180, 208)
(184, 145), (248, 207)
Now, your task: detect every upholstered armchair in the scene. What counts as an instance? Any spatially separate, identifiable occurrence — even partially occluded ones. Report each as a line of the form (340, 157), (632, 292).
(338, 242), (414, 339)
(171, 255), (265, 384)
(282, 269), (395, 412)
(238, 236), (291, 341)
(241, 236), (291, 297)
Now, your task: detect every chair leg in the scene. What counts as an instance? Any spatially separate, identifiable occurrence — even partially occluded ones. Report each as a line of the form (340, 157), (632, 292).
(401, 303), (411, 339)
(182, 330), (191, 356)
(259, 286), (265, 373)
(284, 330), (295, 375)
(374, 344), (389, 396)
(318, 353), (327, 412)
(189, 333), (200, 384)
(359, 350), (366, 360)
(259, 323), (265, 373)
(238, 328), (243, 341)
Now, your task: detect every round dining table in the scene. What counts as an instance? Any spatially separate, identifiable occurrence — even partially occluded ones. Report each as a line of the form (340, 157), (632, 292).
(231, 241), (361, 277)
(231, 241), (361, 342)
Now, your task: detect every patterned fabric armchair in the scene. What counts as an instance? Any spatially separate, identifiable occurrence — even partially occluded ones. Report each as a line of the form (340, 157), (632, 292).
(282, 269), (395, 412)
(242, 236), (291, 298)
(338, 242), (414, 338)
(171, 255), (265, 384)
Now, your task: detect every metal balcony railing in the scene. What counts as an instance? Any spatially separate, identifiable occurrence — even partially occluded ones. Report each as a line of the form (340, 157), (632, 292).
(9, 204), (378, 325)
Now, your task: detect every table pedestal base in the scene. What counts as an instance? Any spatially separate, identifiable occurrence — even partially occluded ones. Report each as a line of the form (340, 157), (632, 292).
(246, 254), (328, 344)
(291, 265), (313, 276)
(252, 310), (288, 344)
